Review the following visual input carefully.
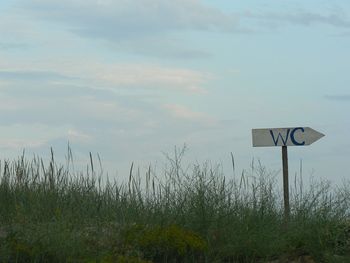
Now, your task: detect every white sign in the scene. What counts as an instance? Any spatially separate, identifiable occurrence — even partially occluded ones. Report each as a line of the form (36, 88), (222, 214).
(252, 127), (324, 147)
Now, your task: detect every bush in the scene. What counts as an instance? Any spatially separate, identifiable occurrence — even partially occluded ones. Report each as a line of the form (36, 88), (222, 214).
(122, 224), (207, 262)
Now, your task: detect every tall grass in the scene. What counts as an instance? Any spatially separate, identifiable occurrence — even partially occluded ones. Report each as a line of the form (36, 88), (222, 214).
(0, 148), (349, 262)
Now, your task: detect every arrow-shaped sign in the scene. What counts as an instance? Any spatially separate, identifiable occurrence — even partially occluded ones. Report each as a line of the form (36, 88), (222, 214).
(252, 127), (324, 147)
(251, 126), (325, 224)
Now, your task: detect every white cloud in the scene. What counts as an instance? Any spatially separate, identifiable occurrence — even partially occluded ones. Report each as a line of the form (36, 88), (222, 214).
(67, 129), (93, 143)
(0, 139), (46, 150)
(22, 0), (238, 35)
(163, 103), (214, 122)
(0, 58), (211, 93)
(0, 123), (70, 150)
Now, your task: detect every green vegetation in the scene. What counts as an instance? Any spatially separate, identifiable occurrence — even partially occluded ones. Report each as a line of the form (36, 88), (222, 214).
(0, 148), (349, 262)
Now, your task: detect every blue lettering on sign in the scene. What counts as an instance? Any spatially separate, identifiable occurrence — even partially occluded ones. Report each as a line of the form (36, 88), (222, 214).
(269, 127), (306, 146)
(290, 127), (305, 146)
(270, 129), (290, 146)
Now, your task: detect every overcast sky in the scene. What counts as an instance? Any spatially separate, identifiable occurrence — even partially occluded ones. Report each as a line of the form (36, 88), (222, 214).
(1, 0), (349, 183)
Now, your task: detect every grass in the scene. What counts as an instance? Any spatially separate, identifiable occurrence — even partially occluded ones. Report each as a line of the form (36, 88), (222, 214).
(0, 147), (349, 262)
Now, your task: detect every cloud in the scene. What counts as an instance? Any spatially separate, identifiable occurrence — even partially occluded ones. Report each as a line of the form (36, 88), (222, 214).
(0, 59), (211, 93)
(67, 129), (93, 143)
(16, 0), (238, 58)
(0, 138), (46, 150)
(331, 31), (350, 37)
(163, 103), (215, 124)
(0, 70), (72, 81)
(0, 123), (68, 151)
(0, 63), (221, 174)
(0, 42), (28, 50)
(0, 59), (214, 147)
(244, 10), (350, 29)
(108, 35), (213, 59)
(325, 95), (350, 101)
(22, 0), (238, 35)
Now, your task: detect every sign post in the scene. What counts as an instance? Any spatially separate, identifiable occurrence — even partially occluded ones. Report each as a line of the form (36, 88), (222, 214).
(252, 127), (324, 223)
(282, 146), (289, 220)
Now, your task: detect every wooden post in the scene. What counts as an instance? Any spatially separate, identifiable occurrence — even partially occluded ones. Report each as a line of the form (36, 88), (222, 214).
(282, 146), (290, 223)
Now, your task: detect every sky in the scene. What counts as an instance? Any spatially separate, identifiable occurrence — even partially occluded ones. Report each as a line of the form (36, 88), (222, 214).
(0, 0), (350, 183)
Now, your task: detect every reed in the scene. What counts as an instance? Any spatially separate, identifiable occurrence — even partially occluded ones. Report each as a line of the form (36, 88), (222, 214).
(0, 148), (349, 262)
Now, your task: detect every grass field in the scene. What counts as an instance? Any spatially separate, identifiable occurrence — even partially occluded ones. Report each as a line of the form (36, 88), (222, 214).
(0, 148), (349, 262)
